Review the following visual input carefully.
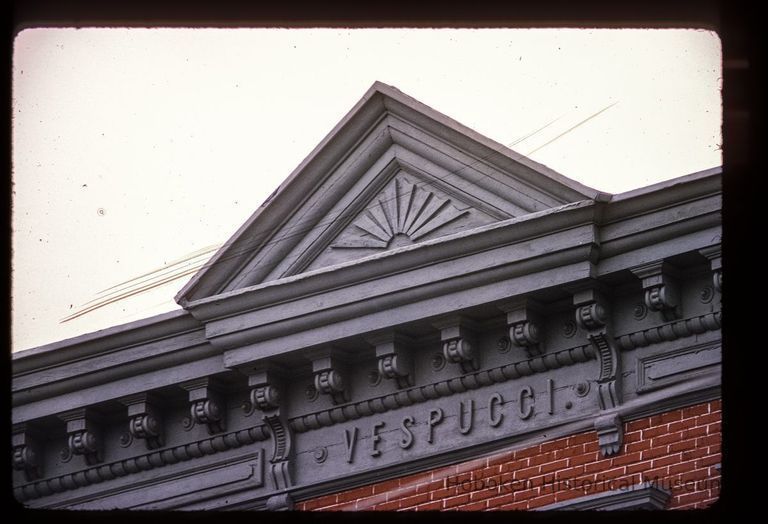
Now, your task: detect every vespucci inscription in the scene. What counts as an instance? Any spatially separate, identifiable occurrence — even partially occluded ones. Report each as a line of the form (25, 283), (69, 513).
(342, 381), (563, 464)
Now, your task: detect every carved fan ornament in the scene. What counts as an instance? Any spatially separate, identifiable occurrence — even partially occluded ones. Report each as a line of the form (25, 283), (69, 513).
(331, 178), (468, 249)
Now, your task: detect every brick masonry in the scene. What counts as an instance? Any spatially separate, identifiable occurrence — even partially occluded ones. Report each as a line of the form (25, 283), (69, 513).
(296, 400), (721, 511)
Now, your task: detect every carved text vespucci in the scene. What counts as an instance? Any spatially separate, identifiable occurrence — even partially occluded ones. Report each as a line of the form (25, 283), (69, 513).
(337, 381), (559, 464)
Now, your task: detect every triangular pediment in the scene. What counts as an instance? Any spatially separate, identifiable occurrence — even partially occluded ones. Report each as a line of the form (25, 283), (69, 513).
(176, 82), (600, 305)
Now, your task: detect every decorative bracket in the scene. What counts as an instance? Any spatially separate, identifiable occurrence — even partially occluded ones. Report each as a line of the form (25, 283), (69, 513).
(243, 364), (285, 414)
(251, 363), (295, 492)
(366, 332), (415, 388)
(434, 316), (480, 374)
(631, 261), (682, 321)
(263, 413), (294, 491)
(58, 409), (103, 466)
(309, 349), (350, 405)
(119, 393), (164, 449)
(181, 377), (226, 435)
(699, 245), (722, 293)
(12, 424), (43, 481)
(499, 298), (545, 358)
(595, 413), (624, 457)
(572, 286), (622, 412)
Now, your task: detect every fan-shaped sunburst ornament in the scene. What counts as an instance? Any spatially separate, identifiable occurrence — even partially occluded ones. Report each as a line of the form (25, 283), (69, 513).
(332, 178), (468, 249)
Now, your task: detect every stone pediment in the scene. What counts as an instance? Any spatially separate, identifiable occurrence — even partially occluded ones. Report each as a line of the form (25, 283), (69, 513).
(176, 82), (599, 305)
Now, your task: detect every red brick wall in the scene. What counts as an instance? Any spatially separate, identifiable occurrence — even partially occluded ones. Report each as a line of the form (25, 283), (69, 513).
(296, 400), (721, 511)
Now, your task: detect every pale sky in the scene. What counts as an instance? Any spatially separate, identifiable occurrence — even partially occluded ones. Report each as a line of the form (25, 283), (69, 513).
(11, 28), (722, 352)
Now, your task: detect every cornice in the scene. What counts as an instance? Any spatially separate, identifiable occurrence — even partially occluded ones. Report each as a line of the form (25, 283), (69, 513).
(378, 83), (600, 201)
(14, 424), (270, 503)
(12, 309), (202, 373)
(603, 166), (721, 223)
(185, 199), (598, 322)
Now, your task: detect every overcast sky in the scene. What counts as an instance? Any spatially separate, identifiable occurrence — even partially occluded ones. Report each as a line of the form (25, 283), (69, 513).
(11, 28), (722, 352)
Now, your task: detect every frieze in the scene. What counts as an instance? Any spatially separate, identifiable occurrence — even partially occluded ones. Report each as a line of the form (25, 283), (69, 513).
(336, 382), (565, 464)
(291, 369), (605, 488)
(289, 343), (595, 433)
(14, 425), (269, 502)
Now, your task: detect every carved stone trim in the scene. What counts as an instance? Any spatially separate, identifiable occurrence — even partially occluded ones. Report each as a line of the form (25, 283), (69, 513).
(575, 302), (607, 330)
(58, 409), (103, 466)
(500, 298), (545, 358)
(309, 350), (350, 405)
(434, 316), (480, 373)
(615, 312), (721, 351)
(631, 261), (682, 321)
(330, 177), (469, 249)
(594, 413), (624, 457)
(14, 424), (270, 502)
(289, 343), (595, 433)
(12, 424), (43, 482)
(119, 393), (164, 450)
(572, 286), (621, 411)
(636, 340), (721, 394)
(264, 414), (294, 491)
(592, 333), (621, 411)
(699, 245), (722, 293)
(251, 385), (281, 412)
(180, 378), (226, 435)
(367, 332), (415, 389)
(243, 365), (286, 414)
